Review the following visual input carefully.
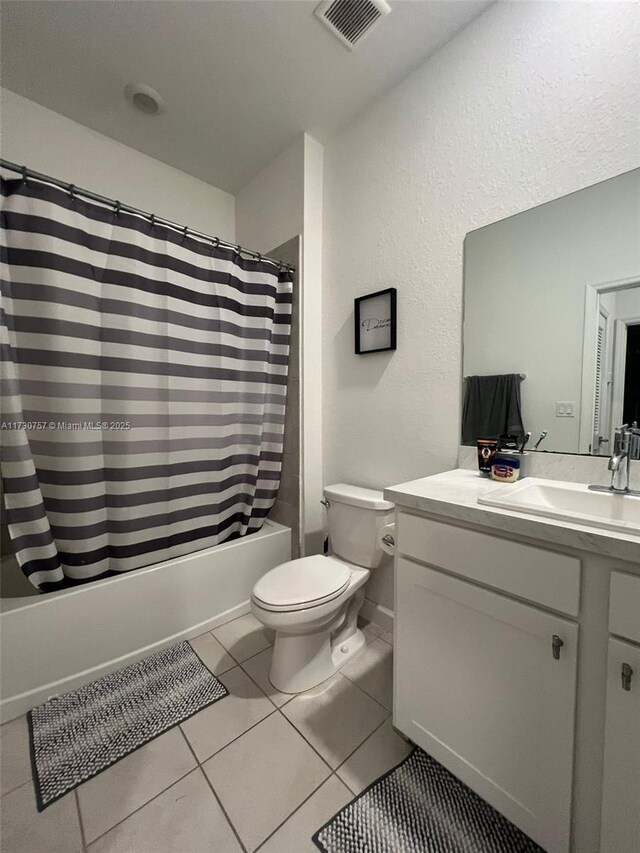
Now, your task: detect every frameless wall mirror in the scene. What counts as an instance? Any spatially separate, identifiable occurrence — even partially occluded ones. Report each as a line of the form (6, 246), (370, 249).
(462, 168), (640, 458)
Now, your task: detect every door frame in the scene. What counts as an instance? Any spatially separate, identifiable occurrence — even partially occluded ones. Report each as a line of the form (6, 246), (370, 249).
(579, 276), (640, 454)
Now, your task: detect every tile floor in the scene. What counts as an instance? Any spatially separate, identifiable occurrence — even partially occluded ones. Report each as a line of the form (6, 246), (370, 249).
(0, 613), (410, 853)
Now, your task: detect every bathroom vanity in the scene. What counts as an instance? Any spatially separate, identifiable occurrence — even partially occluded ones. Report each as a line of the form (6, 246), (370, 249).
(385, 469), (640, 853)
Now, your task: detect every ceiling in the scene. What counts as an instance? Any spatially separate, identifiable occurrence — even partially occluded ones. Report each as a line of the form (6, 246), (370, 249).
(0, 1), (492, 193)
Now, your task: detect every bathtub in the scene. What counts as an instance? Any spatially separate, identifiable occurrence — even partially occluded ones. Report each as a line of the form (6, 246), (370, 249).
(0, 520), (291, 722)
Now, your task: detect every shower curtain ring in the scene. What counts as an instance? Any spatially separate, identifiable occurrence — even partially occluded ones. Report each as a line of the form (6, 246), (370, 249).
(21, 165), (29, 186)
(150, 214), (156, 228)
(212, 237), (220, 249)
(114, 200), (121, 217)
(256, 253), (262, 263)
(182, 225), (188, 241)
(68, 184), (76, 204)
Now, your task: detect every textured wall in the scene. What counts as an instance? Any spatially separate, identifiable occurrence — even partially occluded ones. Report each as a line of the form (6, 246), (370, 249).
(0, 89), (235, 240)
(322, 1), (640, 610)
(235, 137), (304, 255)
(323, 0), (640, 490)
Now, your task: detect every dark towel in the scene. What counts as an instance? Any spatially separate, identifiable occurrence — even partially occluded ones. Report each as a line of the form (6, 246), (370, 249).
(462, 374), (525, 445)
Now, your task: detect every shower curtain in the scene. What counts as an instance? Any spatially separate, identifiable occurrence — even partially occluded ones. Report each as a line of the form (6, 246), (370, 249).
(0, 178), (292, 591)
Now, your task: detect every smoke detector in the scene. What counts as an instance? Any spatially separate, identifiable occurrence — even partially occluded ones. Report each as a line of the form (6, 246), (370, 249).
(315, 0), (391, 50)
(124, 83), (165, 116)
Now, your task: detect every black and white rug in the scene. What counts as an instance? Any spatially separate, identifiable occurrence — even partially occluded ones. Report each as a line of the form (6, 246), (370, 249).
(28, 640), (228, 810)
(313, 749), (545, 853)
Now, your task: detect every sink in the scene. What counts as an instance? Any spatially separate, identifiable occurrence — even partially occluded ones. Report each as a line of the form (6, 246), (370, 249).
(478, 477), (640, 535)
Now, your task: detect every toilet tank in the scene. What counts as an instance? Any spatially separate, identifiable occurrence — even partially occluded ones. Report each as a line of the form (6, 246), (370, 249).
(323, 483), (394, 569)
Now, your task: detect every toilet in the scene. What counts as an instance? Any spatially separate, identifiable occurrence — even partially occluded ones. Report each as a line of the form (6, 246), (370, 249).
(251, 483), (394, 694)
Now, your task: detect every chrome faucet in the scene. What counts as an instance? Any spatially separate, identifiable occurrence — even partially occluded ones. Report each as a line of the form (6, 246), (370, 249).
(608, 427), (630, 492)
(589, 425), (640, 496)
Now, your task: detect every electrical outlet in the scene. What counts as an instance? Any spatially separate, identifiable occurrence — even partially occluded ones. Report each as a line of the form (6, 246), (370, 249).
(555, 401), (575, 418)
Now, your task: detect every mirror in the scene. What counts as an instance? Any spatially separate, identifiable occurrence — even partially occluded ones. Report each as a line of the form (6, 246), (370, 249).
(462, 169), (640, 456)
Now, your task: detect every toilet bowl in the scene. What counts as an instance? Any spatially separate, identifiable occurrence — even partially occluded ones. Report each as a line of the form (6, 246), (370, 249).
(251, 483), (394, 694)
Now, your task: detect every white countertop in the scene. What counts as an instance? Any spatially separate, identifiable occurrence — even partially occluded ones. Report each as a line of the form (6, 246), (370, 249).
(384, 468), (640, 565)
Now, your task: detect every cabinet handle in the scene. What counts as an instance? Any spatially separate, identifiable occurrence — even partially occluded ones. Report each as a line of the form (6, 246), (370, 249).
(621, 663), (633, 691)
(552, 635), (564, 660)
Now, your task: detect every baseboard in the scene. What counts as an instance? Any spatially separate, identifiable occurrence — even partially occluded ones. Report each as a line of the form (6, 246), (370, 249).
(361, 597), (394, 636)
(0, 600), (251, 723)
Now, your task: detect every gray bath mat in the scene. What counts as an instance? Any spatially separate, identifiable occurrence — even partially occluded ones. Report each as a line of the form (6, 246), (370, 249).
(313, 749), (544, 852)
(28, 640), (228, 810)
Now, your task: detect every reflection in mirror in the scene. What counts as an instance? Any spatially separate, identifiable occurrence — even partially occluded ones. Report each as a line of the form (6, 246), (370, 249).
(462, 168), (640, 457)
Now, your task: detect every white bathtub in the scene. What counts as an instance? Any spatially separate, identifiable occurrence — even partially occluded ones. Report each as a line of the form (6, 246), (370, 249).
(0, 520), (291, 722)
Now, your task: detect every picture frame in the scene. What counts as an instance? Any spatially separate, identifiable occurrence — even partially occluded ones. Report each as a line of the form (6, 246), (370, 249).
(354, 287), (397, 354)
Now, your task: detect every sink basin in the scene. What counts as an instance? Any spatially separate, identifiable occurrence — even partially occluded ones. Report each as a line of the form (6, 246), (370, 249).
(478, 477), (640, 535)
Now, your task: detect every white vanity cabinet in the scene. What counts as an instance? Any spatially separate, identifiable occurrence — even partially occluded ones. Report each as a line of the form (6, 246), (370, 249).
(394, 513), (579, 853)
(600, 573), (640, 853)
(388, 468), (640, 853)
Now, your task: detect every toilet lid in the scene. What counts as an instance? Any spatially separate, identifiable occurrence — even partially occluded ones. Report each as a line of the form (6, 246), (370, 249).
(253, 555), (351, 611)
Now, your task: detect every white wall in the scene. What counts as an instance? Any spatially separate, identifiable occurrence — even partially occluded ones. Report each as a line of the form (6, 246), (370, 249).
(236, 133), (325, 555)
(322, 1), (640, 611)
(463, 170), (640, 454)
(0, 89), (235, 239)
(235, 138), (304, 255)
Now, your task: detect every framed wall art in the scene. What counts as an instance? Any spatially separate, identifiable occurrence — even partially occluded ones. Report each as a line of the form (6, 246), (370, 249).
(354, 287), (397, 354)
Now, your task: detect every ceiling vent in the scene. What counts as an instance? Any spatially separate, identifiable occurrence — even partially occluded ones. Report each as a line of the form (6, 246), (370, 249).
(315, 0), (391, 50)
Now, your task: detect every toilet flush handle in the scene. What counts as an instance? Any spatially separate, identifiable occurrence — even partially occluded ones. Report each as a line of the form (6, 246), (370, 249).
(320, 499), (331, 507)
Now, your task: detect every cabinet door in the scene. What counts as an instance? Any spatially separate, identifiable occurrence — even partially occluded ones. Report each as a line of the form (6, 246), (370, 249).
(394, 556), (577, 853)
(600, 637), (640, 853)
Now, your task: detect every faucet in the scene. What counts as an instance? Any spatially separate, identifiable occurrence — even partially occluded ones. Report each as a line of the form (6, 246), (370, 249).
(589, 425), (640, 496)
(608, 427), (630, 492)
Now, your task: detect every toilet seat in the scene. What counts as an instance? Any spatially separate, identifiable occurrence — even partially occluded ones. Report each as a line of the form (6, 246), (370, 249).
(252, 555), (351, 612)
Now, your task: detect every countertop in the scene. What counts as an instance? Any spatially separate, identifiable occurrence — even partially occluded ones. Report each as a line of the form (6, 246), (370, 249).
(384, 468), (640, 565)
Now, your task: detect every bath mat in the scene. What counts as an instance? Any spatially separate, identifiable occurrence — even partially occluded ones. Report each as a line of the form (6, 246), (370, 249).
(313, 748), (544, 853)
(28, 640), (228, 810)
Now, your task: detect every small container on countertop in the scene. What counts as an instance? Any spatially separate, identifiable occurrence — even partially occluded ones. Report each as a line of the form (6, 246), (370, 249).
(490, 453), (521, 483)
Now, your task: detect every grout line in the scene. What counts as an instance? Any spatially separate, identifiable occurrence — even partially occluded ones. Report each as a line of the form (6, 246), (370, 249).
(238, 656), (294, 711)
(182, 705), (278, 767)
(197, 765), (248, 853)
(84, 766), (197, 848)
(276, 709), (336, 775)
(337, 668), (393, 715)
(334, 714), (390, 777)
(232, 639), (275, 670)
(252, 772), (335, 853)
(178, 723), (201, 766)
(74, 788), (88, 852)
(0, 778), (34, 799)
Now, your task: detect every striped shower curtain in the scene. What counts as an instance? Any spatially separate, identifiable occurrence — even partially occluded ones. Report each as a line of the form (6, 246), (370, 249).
(0, 178), (292, 591)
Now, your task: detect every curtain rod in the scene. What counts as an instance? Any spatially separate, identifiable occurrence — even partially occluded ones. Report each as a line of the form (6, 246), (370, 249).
(464, 373), (526, 380)
(0, 159), (295, 273)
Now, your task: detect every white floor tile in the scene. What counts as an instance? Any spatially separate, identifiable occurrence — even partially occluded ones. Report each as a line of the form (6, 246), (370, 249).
(340, 637), (394, 710)
(213, 613), (274, 663)
(189, 632), (236, 675)
(203, 712), (330, 851)
(241, 647), (293, 708)
(0, 782), (83, 853)
(88, 770), (241, 853)
(257, 775), (352, 853)
(1, 715), (31, 795)
(336, 719), (411, 794)
(77, 726), (196, 843)
(281, 674), (388, 769)
(181, 665), (274, 762)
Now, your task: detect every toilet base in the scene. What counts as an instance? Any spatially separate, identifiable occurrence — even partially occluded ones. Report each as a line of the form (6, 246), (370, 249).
(268, 587), (367, 694)
(269, 625), (366, 694)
